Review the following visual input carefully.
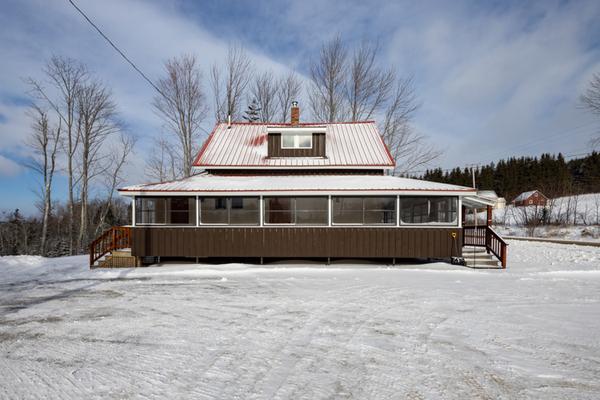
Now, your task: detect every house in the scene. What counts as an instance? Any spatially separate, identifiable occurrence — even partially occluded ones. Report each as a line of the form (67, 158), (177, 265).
(512, 190), (548, 207)
(90, 103), (507, 268)
(477, 190), (506, 209)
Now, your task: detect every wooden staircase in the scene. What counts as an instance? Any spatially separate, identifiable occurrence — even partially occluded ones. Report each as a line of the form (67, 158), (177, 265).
(462, 225), (508, 268)
(461, 246), (501, 268)
(90, 226), (139, 268)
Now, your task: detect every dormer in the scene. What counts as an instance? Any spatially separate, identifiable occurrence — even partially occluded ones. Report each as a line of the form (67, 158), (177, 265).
(266, 127), (326, 158)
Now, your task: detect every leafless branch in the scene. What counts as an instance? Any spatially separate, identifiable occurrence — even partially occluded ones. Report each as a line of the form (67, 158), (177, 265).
(251, 70), (278, 122)
(309, 36), (347, 122)
(210, 44), (253, 122)
(153, 54), (208, 177)
(277, 72), (302, 123)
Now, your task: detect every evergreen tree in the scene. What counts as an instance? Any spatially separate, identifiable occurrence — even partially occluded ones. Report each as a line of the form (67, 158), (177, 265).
(419, 151), (600, 200)
(243, 98), (261, 123)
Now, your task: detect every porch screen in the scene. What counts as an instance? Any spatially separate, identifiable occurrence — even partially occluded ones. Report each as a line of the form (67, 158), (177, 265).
(264, 197), (328, 225)
(200, 197), (259, 225)
(332, 197), (396, 225)
(400, 196), (457, 224)
(135, 197), (196, 225)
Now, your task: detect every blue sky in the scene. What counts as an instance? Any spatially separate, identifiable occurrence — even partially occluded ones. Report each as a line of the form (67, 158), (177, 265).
(1, 0), (599, 214)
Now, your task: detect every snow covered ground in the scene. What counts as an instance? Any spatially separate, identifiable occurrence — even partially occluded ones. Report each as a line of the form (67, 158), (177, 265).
(1, 242), (600, 399)
(495, 224), (600, 242)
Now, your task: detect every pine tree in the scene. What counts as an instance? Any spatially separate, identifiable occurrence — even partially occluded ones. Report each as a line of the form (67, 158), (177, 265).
(243, 98), (261, 123)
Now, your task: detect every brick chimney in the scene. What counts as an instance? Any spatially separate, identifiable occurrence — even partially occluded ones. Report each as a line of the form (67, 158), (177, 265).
(291, 101), (299, 125)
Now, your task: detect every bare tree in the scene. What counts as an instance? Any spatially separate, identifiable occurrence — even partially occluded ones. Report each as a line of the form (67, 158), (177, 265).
(26, 56), (88, 255)
(76, 80), (119, 251)
(381, 79), (440, 175)
(277, 72), (302, 123)
(308, 38), (440, 173)
(23, 106), (61, 256)
(581, 72), (600, 147)
(346, 42), (395, 121)
(96, 133), (136, 234)
(146, 135), (181, 182)
(581, 73), (600, 115)
(512, 204), (546, 236)
(309, 36), (347, 122)
(153, 55), (208, 177)
(251, 70), (278, 122)
(211, 45), (253, 122)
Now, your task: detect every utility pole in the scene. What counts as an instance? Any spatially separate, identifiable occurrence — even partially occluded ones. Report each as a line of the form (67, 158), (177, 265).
(466, 163), (479, 189)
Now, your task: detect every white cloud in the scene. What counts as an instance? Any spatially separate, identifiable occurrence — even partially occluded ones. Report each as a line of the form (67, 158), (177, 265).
(0, 154), (23, 177)
(385, 0), (600, 168)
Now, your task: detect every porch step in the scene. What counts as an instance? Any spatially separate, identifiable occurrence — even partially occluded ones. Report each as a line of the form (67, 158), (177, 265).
(461, 246), (500, 268)
(112, 249), (132, 257)
(462, 246), (488, 253)
(96, 251), (140, 268)
(462, 252), (495, 260)
(463, 258), (500, 268)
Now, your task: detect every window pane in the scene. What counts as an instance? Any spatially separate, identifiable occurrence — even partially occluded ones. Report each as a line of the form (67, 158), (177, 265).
(297, 133), (312, 148)
(364, 197), (396, 225)
(201, 197), (228, 224)
(168, 197), (195, 225)
(135, 197), (166, 224)
(400, 197), (429, 223)
(400, 197), (457, 224)
(282, 134), (295, 148)
(332, 197), (363, 224)
(229, 197), (259, 225)
(295, 197), (328, 225)
(430, 197), (457, 223)
(265, 197), (293, 224)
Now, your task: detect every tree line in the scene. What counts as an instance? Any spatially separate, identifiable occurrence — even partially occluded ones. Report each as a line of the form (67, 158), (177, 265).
(421, 152), (600, 201)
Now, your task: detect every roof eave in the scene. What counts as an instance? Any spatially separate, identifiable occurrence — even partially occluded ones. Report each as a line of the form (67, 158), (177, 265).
(191, 165), (395, 170)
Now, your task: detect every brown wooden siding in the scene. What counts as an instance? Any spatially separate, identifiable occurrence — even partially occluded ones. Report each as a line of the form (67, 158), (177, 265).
(131, 227), (463, 259)
(267, 133), (326, 158)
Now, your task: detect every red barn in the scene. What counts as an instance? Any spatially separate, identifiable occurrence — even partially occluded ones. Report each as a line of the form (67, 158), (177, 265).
(512, 190), (548, 207)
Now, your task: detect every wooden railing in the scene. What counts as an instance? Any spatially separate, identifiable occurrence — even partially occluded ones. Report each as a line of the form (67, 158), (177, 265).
(89, 226), (131, 267)
(463, 225), (508, 268)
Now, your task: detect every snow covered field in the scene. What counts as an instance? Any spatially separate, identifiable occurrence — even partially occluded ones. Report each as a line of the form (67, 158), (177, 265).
(489, 193), (600, 242)
(1, 241), (600, 399)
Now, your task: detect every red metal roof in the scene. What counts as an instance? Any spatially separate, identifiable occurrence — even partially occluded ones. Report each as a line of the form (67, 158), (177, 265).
(120, 173), (475, 194)
(192, 121), (395, 169)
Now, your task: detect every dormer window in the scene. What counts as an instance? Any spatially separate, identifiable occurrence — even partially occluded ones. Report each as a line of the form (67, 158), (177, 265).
(266, 126), (326, 158)
(282, 132), (312, 149)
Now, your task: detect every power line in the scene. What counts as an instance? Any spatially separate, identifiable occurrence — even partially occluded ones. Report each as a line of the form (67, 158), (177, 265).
(471, 121), (598, 162)
(67, 0), (210, 135)
(67, 0), (167, 98)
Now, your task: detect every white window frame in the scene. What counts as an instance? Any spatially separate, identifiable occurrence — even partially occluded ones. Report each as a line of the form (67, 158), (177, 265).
(199, 196), (261, 226)
(263, 196), (329, 226)
(281, 132), (313, 149)
(398, 196), (459, 227)
(331, 196), (398, 226)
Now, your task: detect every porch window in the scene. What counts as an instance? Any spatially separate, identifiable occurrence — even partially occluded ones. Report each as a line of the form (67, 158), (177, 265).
(264, 197), (328, 225)
(135, 197), (196, 225)
(281, 132), (312, 149)
(200, 197), (259, 225)
(400, 196), (457, 224)
(332, 197), (396, 225)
